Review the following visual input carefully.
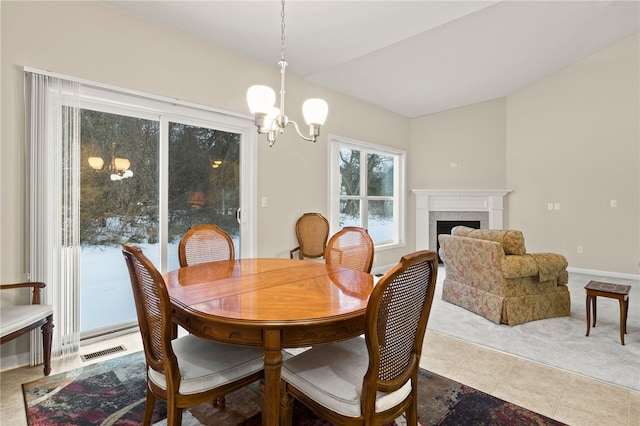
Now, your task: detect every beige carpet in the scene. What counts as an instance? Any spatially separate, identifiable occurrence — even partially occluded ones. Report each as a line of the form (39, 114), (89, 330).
(427, 268), (640, 391)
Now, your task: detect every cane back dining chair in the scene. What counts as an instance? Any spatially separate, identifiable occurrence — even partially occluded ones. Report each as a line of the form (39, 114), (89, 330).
(280, 250), (438, 425)
(177, 224), (238, 407)
(289, 213), (330, 259)
(122, 244), (264, 426)
(0, 282), (54, 376)
(325, 226), (374, 273)
(178, 224), (235, 267)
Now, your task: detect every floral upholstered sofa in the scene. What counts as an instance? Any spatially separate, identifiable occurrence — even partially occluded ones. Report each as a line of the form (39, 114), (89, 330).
(438, 226), (570, 325)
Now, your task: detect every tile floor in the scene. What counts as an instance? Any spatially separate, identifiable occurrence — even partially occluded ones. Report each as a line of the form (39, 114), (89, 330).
(1, 329), (639, 426)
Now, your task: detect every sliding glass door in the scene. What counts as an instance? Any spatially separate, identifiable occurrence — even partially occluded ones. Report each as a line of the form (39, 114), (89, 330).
(78, 92), (255, 337)
(167, 121), (241, 271)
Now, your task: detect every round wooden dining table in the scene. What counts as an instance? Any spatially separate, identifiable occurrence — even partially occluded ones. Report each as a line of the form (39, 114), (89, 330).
(164, 258), (374, 426)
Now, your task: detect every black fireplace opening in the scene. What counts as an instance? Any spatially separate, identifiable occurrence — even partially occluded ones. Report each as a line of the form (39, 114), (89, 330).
(436, 220), (480, 263)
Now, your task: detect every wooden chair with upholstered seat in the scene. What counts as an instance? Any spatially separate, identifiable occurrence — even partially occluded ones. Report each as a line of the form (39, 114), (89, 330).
(178, 224), (235, 267)
(122, 244), (264, 426)
(0, 282), (53, 376)
(280, 250), (438, 425)
(324, 226), (374, 273)
(289, 213), (330, 260)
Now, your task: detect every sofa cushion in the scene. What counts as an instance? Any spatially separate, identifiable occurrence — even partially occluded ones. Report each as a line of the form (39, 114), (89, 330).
(452, 226), (526, 255)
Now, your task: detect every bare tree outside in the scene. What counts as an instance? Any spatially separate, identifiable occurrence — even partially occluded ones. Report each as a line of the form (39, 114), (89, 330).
(81, 110), (159, 246)
(168, 123), (240, 244)
(339, 147), (394, 241)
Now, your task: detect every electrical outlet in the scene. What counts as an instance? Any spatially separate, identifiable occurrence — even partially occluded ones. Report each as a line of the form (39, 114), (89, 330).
(610, 200), (617, 208)
(450, 163), (458, 168)
(577, 245), (583, 254)
(554, 203), (560, 210)
(547, 203), (554, 211)
(261, 197), (268, 208)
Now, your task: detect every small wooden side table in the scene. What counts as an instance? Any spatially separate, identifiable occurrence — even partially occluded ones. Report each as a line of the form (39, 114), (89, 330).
(585, 280), (631, 345)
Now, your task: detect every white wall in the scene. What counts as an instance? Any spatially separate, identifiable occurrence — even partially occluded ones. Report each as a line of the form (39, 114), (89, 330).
(407, 99), (507, 253)
(409, 98), (507, 189)
(506, 33), (639, 274)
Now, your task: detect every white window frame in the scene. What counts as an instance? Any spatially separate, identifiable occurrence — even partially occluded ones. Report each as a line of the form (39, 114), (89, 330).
(328, 134), (406, 251)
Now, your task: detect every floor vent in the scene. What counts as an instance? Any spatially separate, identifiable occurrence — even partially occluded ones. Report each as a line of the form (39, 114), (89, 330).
(81, 345), (126, 361)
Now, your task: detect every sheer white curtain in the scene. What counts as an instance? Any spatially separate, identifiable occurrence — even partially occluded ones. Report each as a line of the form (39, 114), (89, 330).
(26, 71), (81, 361)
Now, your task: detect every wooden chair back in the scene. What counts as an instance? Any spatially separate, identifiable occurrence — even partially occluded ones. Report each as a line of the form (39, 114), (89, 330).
(122, 244), (177, 379)
(325, 226), (374, 273)
(280, 250), (438, 425)
(290, 213), (330, 259)
(362, 250), (438, 420)
(178, 224), (235, 267)
(122, 243), (264, 425)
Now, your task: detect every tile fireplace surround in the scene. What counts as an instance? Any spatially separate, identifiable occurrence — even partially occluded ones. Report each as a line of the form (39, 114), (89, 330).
(412, 189), (511, 251)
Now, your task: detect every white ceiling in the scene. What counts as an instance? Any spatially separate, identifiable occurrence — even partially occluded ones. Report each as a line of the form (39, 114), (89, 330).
(107, 1), (640, 118)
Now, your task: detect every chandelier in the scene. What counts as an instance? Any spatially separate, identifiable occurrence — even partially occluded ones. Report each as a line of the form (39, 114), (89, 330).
(246, 0), (328, 147)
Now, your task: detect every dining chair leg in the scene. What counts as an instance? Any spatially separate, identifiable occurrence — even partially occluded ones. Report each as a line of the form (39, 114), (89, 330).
(143, 389), (156, 426)
(213, 396), (226, 409)
(279, 381), (294, 426)
(166, 405), (182, 426)
(406, 396), (418, 426)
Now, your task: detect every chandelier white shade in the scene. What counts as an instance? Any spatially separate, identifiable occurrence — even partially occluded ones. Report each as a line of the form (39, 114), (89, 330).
(246, 85), (276, 116)
(302, 98), (329, 126)
(246, 0), (328, 146)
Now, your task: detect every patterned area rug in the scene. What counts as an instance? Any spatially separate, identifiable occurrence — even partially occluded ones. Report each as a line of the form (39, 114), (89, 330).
(22, 352), (565, 425)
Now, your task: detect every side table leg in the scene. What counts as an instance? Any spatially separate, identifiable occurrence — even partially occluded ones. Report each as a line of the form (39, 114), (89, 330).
(624, 297), (629, 335)
(619, 298), (627, 346)
(585, 294), (592, 337)
(592, 296), (597, 327)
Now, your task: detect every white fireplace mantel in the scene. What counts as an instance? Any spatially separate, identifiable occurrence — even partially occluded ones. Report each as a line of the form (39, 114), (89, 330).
(412, 189), (511, 251)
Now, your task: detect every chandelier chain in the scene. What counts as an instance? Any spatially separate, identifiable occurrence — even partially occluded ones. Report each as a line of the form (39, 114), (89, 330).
(280, 0), (286, 62)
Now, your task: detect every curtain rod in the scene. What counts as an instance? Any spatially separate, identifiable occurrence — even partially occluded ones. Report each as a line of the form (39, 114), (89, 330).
(23, 66), (251, 121)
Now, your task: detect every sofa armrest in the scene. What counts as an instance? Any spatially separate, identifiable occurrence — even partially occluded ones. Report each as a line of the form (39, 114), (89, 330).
(529, 253), (568, 282)
(501, 253), (567, 282)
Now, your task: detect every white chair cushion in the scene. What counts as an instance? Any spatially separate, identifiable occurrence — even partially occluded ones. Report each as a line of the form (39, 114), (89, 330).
(281, 336), (412, 418)
(147, 334), (263, 395)
(0, 304), (53, 338)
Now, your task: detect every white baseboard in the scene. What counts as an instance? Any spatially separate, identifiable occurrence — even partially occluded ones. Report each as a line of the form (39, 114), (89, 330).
(567, 267), (640, 281)
(0, 351), (30, 373)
